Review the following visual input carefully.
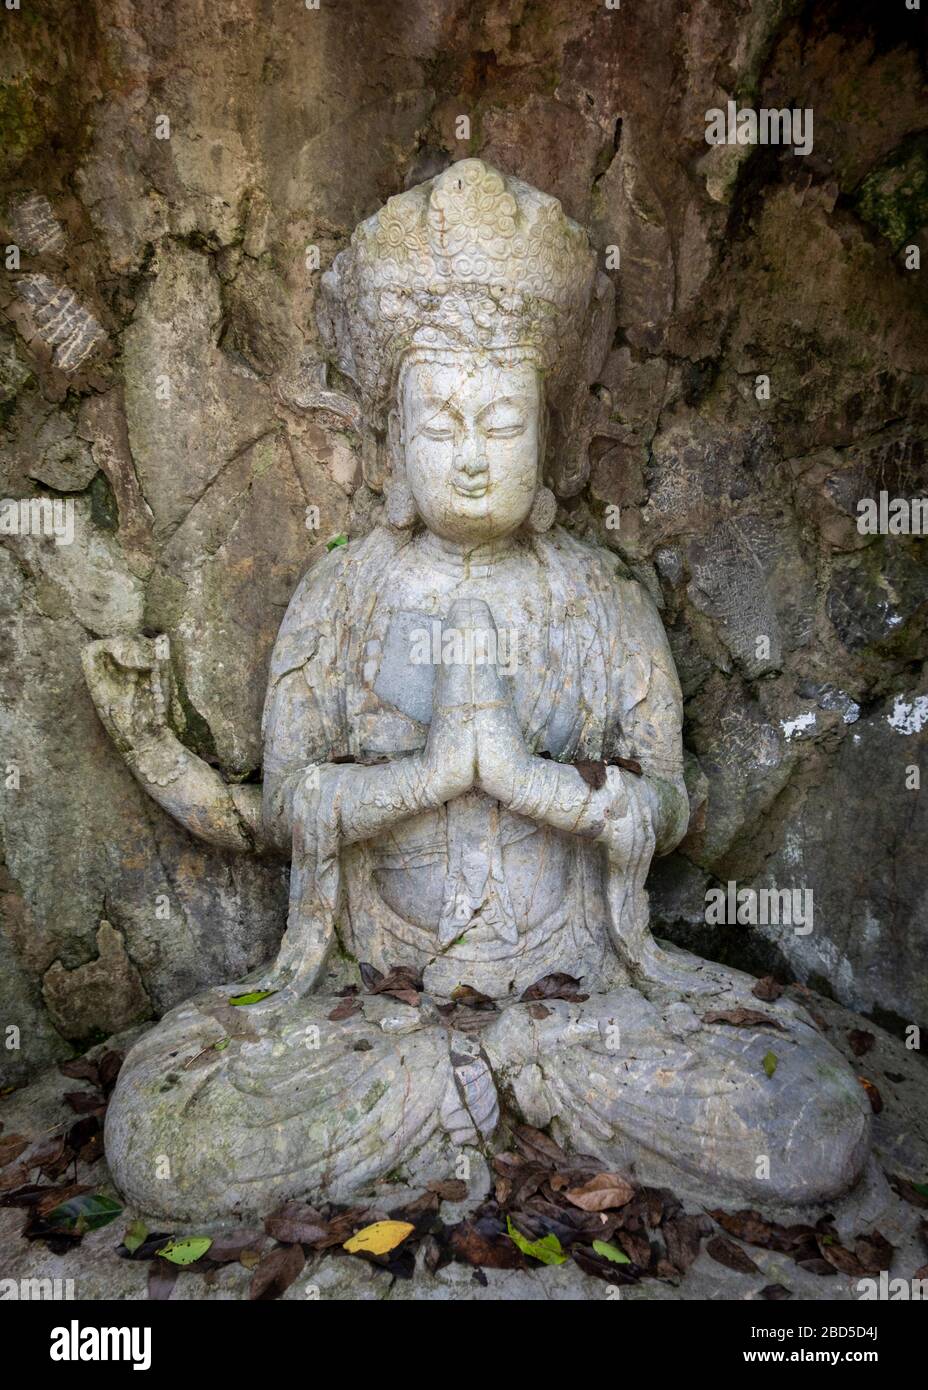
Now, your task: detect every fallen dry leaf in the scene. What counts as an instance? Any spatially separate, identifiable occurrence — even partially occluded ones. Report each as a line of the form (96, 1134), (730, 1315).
(327, 998), (362, 1021)
(520, 973), (589, 1003)
(427, 1178), (468, 1202)
(854, 1230), (894, 1273)
(564, 1172), (635, 1212)
(147, 1259), (178, 1301)
(706, 1234), (761, 1274)
(0, 1135), (29, 1168)
(250, 1243), (305, 1300)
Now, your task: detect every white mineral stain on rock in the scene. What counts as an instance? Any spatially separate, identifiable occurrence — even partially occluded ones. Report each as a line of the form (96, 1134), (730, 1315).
(887, 694), (928, 735)
(780, 710), (817, 740)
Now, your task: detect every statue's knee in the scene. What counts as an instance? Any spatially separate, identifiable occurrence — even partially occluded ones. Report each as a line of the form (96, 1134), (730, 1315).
(735, 1056), (872, 1203)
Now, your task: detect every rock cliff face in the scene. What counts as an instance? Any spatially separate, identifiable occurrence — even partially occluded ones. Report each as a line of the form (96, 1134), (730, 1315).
(1, 0), (925, 1084)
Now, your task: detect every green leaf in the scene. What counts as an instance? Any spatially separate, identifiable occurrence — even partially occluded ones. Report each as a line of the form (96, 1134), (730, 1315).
(763, 1050), (779, 1078)
(124, 1219), (148, 1254)
(228, 989), (277, 1006)
(912, 1182), (928, 1199)
(213, 1038), (230, 1051)
(506, 1215), (567, 1266)
(155, 1236), (213, 1266)
(46, 1193), (123, 1233)
(592, 1239), (631, 1264)
(326, 533), (348, 551)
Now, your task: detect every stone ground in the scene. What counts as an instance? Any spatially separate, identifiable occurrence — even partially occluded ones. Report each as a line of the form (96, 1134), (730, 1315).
(1, 984), (926, 1302)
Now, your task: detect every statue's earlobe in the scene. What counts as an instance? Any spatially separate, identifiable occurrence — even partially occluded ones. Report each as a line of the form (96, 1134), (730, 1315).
(384, 406), (417, 529)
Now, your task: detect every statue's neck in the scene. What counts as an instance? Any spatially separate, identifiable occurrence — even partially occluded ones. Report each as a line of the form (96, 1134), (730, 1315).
(417, 530), (519, 577)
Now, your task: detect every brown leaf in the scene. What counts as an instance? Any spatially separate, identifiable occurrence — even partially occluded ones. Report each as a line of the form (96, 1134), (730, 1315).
(521, 1195), (618, 1244)
(0, 1182), (51, 1208)
(97, 1050), (124, 1092)
(527, 1004), (551, 1020)
(858, 1077), (883, 1113)
(797, 1257), (838, 1277)
(511, 1124), (571, 1169)
(564, 1172), (635, 1212)
(616, 1229), (651, 1267)
(854, 1230), (894, 1274)
(421, 1233), (444, 1274)
(67, 1115), (103, 1164)
(0, 1134), (29, 1168)
(360, 963), (423, 1006)
(58, 1057), (100, 1085)
(37, 1182), (93, 1218)
(358, 961), (384, 990)
(448, 1216), (526, 1269)
(394, 1191), (440, 1224)
(752, 976), (785, 1002)
(575, 760), (607, 789)
(264, 1201), (329, 1246)
(30, 1136), (67, 1175)
(662, 1214), (705, 1274)
(147, 1258), (178, 1301)
(495, 1156), (550, 1208)
(702, 1008), (784, 1030)
(63, 1091), (106, 1116)
(249, 1243), (305, 1300)
(710, 1209), (774, 1248)
(427, 1178), (468, 1202)
(642, 1186), (673, 1229)
(572, 1244), (640, 1285)
(312, 1207), (371, 1250)
(327, 998), (362, 1021)
(0, 1164), (29, 1193)
(817, 1239), (865, 1276)
(450, 984), (497, 1011)
(206, 1229), (266, 1262)
(847, 1029), (875, 1057)
(759, 1283), (792, 1300)
(608, 756), (643, 777)
(520, 973), (589, 1004)
(706, 1234), (760, 1274)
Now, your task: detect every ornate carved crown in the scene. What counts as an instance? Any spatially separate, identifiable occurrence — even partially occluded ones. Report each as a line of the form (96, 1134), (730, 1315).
(316, 159), (615, 496)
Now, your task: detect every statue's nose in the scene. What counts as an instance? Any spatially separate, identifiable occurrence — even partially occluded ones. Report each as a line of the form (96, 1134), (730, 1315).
(456, 432), (487, 476)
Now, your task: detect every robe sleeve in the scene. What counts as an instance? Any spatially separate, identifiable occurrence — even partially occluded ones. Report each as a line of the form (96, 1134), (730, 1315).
(612, 575), (689, 856)
(261, 546), (350, 852)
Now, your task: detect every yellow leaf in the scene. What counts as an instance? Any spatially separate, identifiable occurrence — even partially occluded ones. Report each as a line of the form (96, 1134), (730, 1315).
(343, 1220), (415, 1256)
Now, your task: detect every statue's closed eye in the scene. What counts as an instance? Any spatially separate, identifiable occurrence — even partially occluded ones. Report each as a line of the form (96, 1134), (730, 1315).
(484, 422), (525, 438)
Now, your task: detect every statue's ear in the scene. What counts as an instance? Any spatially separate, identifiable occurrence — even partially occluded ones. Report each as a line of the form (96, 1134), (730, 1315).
(387, 406), (403, 470)
(361, 427), (389, 493)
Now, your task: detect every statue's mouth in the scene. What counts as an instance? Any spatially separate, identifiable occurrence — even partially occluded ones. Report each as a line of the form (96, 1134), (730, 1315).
(453, 479), (489, 499)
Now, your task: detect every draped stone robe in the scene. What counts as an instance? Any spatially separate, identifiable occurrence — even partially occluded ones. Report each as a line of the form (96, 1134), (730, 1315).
(260, 522), (690, 1000)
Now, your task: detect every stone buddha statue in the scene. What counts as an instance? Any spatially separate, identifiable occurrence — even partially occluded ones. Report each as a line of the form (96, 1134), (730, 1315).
(84, 160), (870, 1224)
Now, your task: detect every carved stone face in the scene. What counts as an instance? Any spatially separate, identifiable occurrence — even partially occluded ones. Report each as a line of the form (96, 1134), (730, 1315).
(399, 353), (542, 543)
